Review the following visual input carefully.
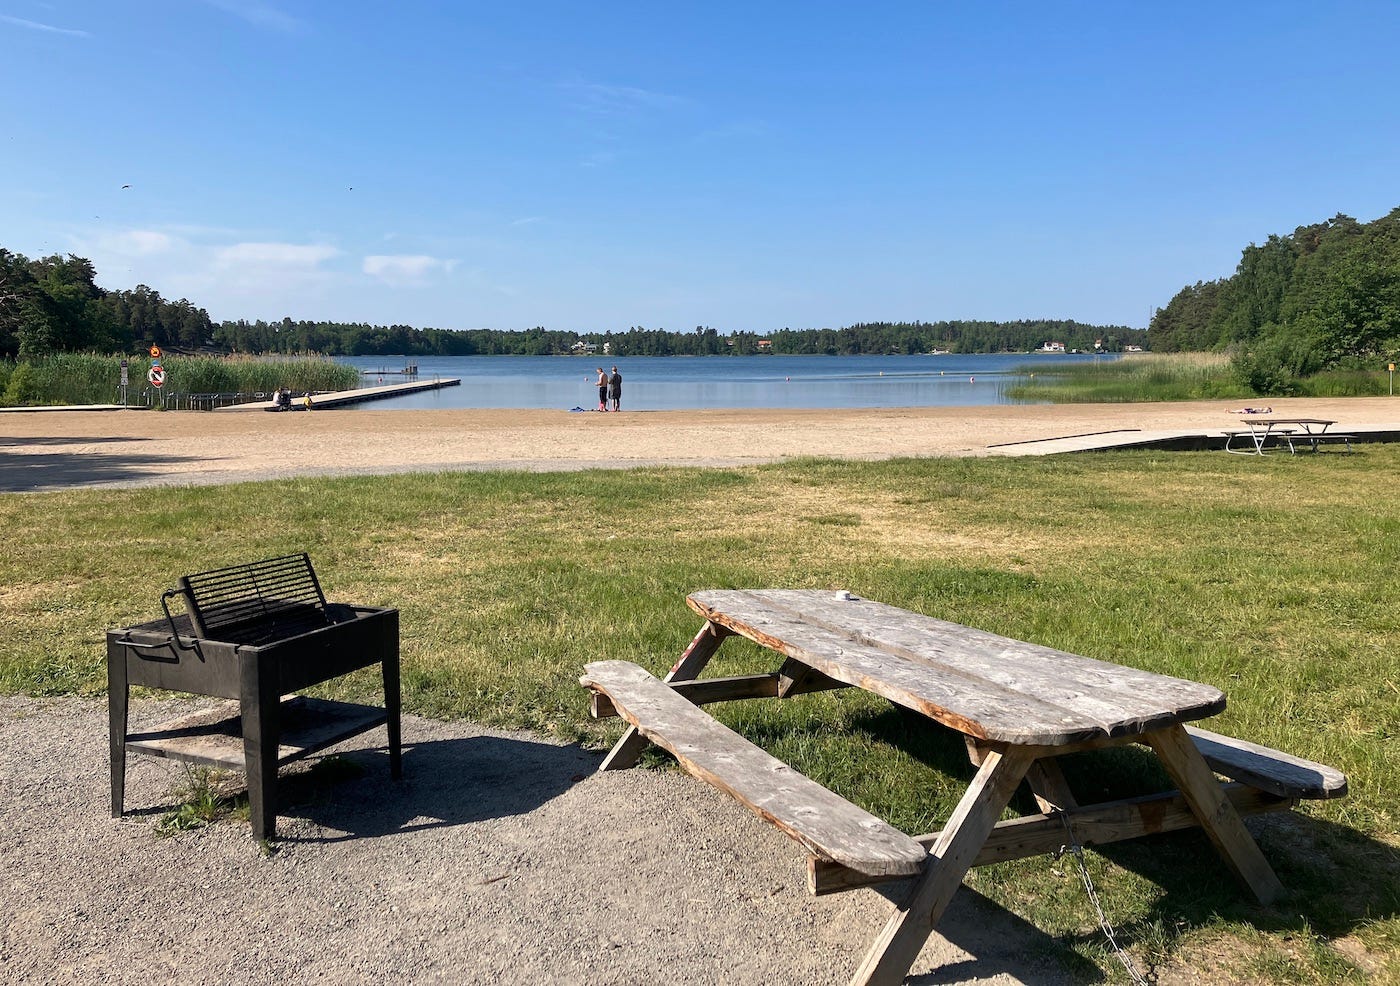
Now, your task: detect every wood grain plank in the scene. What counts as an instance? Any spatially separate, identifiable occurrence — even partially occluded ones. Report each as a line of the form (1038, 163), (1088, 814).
(688, 590), (1225, 745)
(1185, 726), (1348, 799)
(599, 621), (731, 771)
(581, 660), (926, 878)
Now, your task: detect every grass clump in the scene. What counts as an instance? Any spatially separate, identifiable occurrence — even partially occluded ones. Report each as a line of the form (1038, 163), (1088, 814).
(155, 765), (247, 835)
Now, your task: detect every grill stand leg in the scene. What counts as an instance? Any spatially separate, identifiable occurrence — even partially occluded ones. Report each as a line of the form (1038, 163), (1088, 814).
(384, 621), (403, 780)
(107, 639), (128, 817)
(240, 651), (281, 842)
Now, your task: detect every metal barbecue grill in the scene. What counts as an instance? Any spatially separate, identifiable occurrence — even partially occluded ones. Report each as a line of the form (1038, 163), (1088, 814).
(107, 553), (401, 840)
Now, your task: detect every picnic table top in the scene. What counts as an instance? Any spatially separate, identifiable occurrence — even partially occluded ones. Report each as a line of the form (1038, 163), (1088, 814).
(687, 589), (1226, 747)
(1238, 416), (1335, 426)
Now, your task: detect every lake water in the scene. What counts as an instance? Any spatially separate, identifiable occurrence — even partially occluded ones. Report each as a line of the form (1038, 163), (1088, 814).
(337, 353), (1117, 411)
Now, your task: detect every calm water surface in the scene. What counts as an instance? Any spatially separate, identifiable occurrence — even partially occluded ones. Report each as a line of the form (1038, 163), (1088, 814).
(338, 353), (1118, 411)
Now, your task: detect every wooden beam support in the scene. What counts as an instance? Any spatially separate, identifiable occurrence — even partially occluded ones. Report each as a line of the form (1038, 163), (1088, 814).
(599, 621), (732, 771)
(1025, 757), (1079, 813)
(1146, 724), (1285, 904)
(850, 746), (1036, 986)
(590, 668), (851, 719)
(777, 657), (847, 698)
(809, 782), (1294, 895)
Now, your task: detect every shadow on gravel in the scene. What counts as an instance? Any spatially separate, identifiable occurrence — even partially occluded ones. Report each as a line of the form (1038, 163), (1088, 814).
(907, 887), (1102, 985)
(0, 439), (214, 492)
(278, 735), (604, 842)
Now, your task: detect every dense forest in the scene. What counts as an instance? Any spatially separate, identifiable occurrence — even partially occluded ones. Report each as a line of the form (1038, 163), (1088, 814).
(2, 245), (1141, 360)
(1149, 207), (1400, 390)
(0, 249), (215, 359)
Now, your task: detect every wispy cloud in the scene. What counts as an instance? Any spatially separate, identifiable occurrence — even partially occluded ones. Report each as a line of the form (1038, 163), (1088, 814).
(561, 81), (685, 117)
(110, 230), (175, 255)
(217, 242), (340, 268)
(209, 241), (341, 294)
(200, 0), (303, 34)
(363, 254), (458, 287)
(0, 14), (90, 37)
(509, 216), (543, 227)
(580, 150), (617, 168)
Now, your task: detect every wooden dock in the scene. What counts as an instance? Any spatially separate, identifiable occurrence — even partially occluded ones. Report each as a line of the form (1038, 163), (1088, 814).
(220, 377), (460, 411)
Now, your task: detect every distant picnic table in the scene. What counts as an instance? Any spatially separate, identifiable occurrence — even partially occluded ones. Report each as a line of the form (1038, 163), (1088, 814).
(1225, 416), (1354, 454)
(582, 589), (1347, 985)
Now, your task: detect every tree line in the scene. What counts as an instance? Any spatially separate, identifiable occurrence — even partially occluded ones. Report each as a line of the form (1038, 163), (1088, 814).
(1149, 206), (1400, 390)
(212, 317), (1143, 357)
(0, 249), (214, 359)
(2, 243), (1147, 360)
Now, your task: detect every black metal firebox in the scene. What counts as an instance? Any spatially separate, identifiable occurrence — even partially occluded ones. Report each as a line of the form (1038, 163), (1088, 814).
(107, 553), (401, 840)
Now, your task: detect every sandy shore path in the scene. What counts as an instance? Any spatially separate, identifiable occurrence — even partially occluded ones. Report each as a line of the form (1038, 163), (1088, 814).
(4, 397), (1398, 492)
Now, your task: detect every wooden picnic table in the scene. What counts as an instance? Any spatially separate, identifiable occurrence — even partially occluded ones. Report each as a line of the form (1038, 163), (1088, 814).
(582, 589), (1346, 985)
(1226, 416), (1350, 454)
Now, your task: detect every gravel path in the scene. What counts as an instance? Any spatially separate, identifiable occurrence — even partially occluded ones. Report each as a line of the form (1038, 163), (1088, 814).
(1, 696), (1075, 985)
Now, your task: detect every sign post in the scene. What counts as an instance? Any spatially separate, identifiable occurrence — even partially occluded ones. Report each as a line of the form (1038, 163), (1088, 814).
(1390, 363), (1394, 397)
(119, 359), (129, 406)
(148, 346), (165, 406)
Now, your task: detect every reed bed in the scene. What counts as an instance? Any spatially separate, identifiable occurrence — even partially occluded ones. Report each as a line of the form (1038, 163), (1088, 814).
(0, 353), (359, 406)
(1007, 352), (1248, 403)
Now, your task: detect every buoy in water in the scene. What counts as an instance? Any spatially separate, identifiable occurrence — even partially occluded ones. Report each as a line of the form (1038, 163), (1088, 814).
(970, 376), (975, 383)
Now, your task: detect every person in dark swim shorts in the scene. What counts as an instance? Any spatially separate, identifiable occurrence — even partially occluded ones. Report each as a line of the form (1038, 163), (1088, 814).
(595, 367), (608, 411)
(608, 366), (622, 411)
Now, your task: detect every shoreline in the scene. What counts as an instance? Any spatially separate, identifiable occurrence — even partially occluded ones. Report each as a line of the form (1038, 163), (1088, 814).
(5, 397), (1400, 493)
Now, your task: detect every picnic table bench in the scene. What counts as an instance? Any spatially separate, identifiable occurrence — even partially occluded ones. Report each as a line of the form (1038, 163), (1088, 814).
(581, 589), (1347, 985)
(108, 553), (401, 840)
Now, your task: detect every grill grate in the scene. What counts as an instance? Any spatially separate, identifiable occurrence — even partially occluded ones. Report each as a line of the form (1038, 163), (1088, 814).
(175, 552), (329, 645)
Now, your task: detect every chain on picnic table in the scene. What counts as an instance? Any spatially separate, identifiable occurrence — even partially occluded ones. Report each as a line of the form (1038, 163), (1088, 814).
(1056, 812), (1152, 986)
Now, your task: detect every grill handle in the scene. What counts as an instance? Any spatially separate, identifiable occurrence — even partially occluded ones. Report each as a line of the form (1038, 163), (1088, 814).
(150, 588), (199, 651)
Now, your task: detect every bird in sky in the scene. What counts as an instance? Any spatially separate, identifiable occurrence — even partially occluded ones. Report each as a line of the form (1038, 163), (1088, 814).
(121, 184), (130, 189)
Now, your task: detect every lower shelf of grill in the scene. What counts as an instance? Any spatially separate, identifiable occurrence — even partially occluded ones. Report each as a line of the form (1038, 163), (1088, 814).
(125, 695), (390, 770)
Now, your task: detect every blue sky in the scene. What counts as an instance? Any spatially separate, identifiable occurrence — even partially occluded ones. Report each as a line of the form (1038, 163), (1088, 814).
(4, 2), (1399, 333)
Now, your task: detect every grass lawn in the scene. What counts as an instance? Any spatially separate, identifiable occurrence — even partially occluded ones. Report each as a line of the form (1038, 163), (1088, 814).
(2, 448), (1396, 982)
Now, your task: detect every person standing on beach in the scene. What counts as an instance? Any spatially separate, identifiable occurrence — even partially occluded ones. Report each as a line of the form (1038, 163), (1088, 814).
(595, 367), (608, 411)
(608, 366), (622, 412)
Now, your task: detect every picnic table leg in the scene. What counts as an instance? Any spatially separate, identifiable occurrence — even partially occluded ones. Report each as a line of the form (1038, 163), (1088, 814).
(599, 621), (733, 771)
(1145, 724), (1284, 904)
(850, 746), (1036, 986)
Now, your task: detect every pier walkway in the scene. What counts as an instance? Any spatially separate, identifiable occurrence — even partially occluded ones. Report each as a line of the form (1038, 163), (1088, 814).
(219, 377), (461, 411)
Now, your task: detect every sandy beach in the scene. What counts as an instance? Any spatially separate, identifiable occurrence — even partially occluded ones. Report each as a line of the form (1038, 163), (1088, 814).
(4, 397), (1399, 493)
